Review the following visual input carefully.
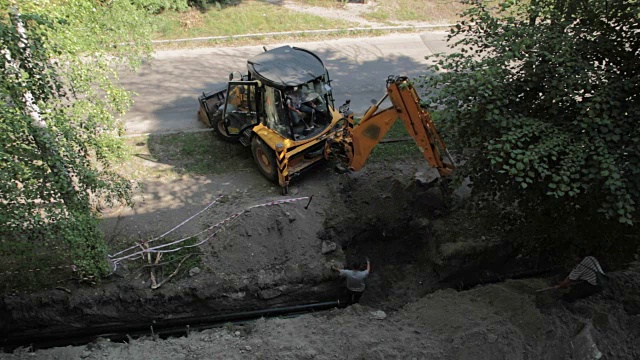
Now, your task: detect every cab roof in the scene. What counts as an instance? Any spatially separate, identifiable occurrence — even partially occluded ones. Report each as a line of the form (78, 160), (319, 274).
(247, 46), (326, 89)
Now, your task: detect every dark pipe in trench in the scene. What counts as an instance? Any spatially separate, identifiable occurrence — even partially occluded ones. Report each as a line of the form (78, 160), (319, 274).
(1, 300), (340, 352)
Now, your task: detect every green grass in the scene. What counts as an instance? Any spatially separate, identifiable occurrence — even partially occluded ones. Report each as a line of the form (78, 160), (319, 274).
(296, 0), (348, 8)
(119, 123), (424, 177)
(152, 27), (422, 50)
(151, 0), (350, 40)
(148, 0), (467, 48)
(369, 119), (422, 161)
(120, 132), (253, 181)
(363, 9), (390, 23)
(367, 110), (447, 162)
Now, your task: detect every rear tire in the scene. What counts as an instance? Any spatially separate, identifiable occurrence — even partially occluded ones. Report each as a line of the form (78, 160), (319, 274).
(213, 112), (238, 143)
(251, 136), (278, 183)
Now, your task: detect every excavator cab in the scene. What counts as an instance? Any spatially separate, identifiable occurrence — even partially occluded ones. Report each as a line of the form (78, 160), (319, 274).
(263, 84), (329, 140)
(198, 45), (344, 193)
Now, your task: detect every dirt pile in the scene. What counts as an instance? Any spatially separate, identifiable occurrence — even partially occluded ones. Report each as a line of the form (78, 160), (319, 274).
(3, 265), (639, 359)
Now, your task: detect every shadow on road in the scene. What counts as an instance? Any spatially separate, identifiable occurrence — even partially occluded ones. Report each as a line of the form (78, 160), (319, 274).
(119, 40), (441, 133)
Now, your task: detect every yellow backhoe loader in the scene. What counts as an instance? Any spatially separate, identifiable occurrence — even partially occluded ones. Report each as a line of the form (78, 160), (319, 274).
(198, 45), (454, 194)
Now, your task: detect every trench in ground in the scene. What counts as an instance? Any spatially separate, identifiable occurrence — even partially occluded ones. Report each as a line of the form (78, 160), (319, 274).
(1, 178), (554, 351)
(335, 216), (552, 311)
(326, 174), (555, 310)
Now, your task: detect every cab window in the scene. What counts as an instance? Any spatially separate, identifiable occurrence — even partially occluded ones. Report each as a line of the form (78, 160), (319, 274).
(224, 82), (258, 135)
(264, 86), (290, 138)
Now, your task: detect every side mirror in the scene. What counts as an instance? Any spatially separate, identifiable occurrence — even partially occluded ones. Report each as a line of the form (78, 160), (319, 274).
(229, 73), (234, 81)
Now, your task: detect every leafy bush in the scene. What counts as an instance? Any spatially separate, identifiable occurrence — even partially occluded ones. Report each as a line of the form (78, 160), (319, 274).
(1, 1), (152, 277)
(131, 0), (189, 13)
(187, 0), (232, 11)
(421, 0), (639, 228)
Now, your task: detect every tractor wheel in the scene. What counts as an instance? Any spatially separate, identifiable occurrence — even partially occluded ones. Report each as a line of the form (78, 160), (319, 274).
(212, 112), (238, 143)
(251, 136), (278, 183)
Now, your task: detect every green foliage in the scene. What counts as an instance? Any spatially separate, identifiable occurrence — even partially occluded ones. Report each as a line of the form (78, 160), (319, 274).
(131, 0), (189, 14)
(187, 0), (232, 11)
(0, 0), (153, 277)
(420, 0), (639, 227)
(141, 132), (253, 176)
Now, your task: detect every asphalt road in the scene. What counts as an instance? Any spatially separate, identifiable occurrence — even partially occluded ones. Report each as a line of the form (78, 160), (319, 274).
(118, 32), (454, 135)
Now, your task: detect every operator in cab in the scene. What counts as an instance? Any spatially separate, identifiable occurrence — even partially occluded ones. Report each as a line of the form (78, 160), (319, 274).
(286, 87), (315, 132)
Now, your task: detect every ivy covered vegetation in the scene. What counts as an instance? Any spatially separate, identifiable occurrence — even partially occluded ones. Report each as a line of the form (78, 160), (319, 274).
(0, 0), (153, 277)
(422, 0), (639, 240)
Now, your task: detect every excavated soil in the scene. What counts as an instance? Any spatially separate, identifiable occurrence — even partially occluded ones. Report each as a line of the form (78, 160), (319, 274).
(2, 158), (639, 359)
(0, 161), (481, 338)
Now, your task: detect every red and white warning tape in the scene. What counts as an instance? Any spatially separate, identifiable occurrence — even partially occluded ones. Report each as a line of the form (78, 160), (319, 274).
(108, 196), (309, 270)
(247, 197), (308, 209)
(109, 194), (224, 259)
(3, 196), (311, 276)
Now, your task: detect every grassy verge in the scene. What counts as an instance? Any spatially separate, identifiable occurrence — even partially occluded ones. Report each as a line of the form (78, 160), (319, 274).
(363, 0), (467, 23)
(369, 119), (422, 162)
(119, 128), (419, 176)
(149, 0), (462, 47)
(117, 125), (425, 179)
(296, 0), (350, 8)
(151, 26), (450, 50)
(120, 132), (253, 181)
(151, 0), (350, 40)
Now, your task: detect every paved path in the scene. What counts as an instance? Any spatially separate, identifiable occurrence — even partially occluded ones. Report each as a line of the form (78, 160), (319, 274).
(119, 32), (453, 134)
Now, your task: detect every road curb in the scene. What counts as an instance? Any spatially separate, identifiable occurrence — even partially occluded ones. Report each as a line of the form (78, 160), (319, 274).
(151, 24), (453, 44)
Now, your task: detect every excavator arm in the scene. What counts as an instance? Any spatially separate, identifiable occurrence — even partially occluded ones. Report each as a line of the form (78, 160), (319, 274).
(327, 76), (455, 176)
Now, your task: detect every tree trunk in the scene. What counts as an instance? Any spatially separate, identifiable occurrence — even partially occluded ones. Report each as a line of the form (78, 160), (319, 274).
(8, 6), (85, 210)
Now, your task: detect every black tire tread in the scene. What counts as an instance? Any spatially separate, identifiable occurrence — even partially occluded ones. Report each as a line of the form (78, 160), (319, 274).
(251, 136), (278, 183)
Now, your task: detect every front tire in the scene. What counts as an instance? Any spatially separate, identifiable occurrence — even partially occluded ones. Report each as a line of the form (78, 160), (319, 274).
(213, 112), (237, 143)
(251, 136), (278, 183)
